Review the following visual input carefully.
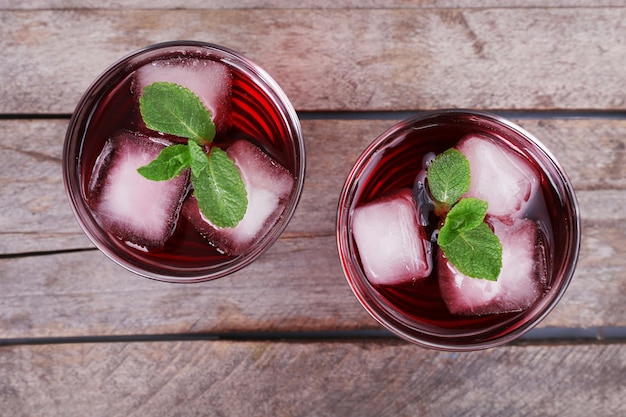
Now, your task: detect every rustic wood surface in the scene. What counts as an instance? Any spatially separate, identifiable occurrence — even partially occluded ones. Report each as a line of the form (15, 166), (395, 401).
(1, 1), (625, 415)
(2, 7), (625, 114)
(1, 118), (625, 339)
(2, 340), (625, 417)
(4, 1), (626, 9)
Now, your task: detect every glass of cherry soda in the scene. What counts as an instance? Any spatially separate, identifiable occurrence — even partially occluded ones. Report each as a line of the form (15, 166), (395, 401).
(337, 110), (580, 350)
(63, 41), (305, 283)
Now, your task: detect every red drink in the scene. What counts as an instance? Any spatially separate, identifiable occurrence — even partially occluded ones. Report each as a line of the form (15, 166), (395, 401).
(64, 42), (305, 282)
(337, 110), (580, 350)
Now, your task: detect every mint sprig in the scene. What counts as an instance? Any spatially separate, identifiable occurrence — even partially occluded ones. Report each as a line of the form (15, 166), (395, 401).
(136, 82), (247, 228)
(427, 149), (502, 281)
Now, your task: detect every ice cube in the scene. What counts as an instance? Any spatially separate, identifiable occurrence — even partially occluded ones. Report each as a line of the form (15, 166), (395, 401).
(438, 217), (548, 316)
(88, 130), (189, 249)
(133, 57), (232, 133)
(457, 135), (540, 219)
(352, 189), (432, 286)
(182, 140), (294, 255)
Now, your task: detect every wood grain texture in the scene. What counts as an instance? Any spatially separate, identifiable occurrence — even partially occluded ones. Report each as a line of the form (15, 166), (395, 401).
(2, 1), (623, 10)
(1, 8), (625, 114)
(0, 119), (90, 254)
(1, 340), (624, 417)
(1, 2), (624, 414)
(0, 214), (624, 339)
(0, 237), (376, 338)
(1, 117), (624, 338)
(2, 118), (625, 253)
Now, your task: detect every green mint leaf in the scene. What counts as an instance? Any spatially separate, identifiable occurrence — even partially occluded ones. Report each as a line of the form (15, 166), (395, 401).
(137, 144), (191, 181)
(440, 222), (502, 281)
(427, 148), (471, 206)
(139, 82), (216, 144)
(438, 197), (488, 246)
(188, 141), (247, 228)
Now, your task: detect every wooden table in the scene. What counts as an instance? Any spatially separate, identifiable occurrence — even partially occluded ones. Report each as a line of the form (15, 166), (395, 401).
(1, 1), (625, 415)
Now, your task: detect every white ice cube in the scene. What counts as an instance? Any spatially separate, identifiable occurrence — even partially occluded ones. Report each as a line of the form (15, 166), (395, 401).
(182, 140), (294, 255)
(457, 135), (540, 219)
(88, 130), (189, 249)
(133, 57), (232, 133)
(438, 217), (548, 316)
(352, 189), (432, 286)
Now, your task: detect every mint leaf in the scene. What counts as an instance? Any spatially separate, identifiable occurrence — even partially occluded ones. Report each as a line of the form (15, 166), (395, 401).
(188, 141), (247, 228)
(438, 197), (488, 246)
(137, 144), (191, 181)
(427, 148), (471, 206)
(440, 222), (502, 281)
(139, 82), (216, 144)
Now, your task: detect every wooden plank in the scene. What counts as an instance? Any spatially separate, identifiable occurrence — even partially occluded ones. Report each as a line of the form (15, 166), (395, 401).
(514, 118), (626, 192)
(1, 116), (625, 337)
(1, 118), (625, 254)
(0, 211), (624, 339)
(1, 340), (624, 416)
(0, 119), (92, 254)
(1, 8), (625, 113)
(2, 0), (622, 9)
(0, 237), (376, 338)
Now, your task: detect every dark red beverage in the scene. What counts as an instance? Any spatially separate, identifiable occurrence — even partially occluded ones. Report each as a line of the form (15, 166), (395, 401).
(64, 42), (305, 282)
(337, 111), (580, 350)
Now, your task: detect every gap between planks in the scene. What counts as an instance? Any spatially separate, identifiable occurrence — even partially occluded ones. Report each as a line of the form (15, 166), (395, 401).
(1, 327), (626, 347)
